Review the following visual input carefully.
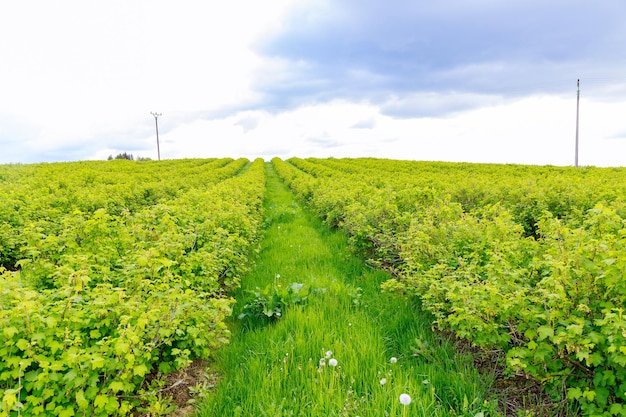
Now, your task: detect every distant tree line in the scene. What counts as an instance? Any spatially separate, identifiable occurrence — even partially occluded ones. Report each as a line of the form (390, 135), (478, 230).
(107, 153), (151, 161)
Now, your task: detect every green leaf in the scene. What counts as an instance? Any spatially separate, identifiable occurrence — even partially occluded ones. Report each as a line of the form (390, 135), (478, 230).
(133, 364), (148, 377)
(582, 389), (596, 402)
(63, 369), (78, 383)
(567, 387), (582, 400)
(91, 355), (106, 370)
(106, 396), (120, 413)
(108, 380), (125, 393)
(588, 352), (604, 366)
(114, 341), (130, 355)
(594, 387), (610, 406)
(49, 340), (64, 353)
(3, 326), (19, 338)
(2, 389), (18, 410)
(16, 338), (29, 351)
(59, 407), (75, 417)
(75, 390), (89, 409)
(524, 329), (537, 340)
(536, 325), (554, 341)
(45, 316), (58, 328)
(94, 394), (108, 409)
(567, 323), (584, 336)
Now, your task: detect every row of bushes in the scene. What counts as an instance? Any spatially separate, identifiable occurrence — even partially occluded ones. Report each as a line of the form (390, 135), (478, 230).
(273, 157), (626, 416)
(1, 159), (266, 415)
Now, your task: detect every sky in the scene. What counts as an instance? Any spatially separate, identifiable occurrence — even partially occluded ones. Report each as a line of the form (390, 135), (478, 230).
(1, 0), (626, 166)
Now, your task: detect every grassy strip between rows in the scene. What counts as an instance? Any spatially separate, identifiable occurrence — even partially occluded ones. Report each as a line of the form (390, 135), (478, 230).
(195, 163), (498, 417)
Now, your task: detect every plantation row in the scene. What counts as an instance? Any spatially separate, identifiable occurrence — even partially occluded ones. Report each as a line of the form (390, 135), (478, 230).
(272, 157), (626, 416)
(0, 158), (250, 269)
(0, 158), (266, 415)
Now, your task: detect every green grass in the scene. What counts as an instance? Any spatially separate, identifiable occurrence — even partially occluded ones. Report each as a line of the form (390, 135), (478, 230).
(195, 163), (499, 416)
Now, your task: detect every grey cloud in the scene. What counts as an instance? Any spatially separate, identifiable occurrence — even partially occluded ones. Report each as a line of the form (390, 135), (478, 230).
(352, 118), (376, 129)
(19, 143), (100, 164)
(0, 113), (159, 164)
(605, 131), (626, 140)
(234, 115), (260, 133)
(381, 92), (504, 118)
(253, 0), (626, 116)
(306, 135), (343, 148)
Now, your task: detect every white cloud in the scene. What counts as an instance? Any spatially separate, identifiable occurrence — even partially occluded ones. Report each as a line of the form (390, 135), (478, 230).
(144, 95), (626, 167)
(0, 0), (296, 161)
(1, 1), (625, 166)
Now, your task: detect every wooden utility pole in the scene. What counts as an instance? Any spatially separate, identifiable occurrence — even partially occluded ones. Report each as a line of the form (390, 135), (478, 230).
(575, 79), (580, 167)
(150, 112), (162, 161)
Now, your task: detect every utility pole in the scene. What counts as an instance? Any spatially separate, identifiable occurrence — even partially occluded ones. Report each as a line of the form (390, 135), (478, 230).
(150, 112), (162, 161)
(575, 79), (580, 167)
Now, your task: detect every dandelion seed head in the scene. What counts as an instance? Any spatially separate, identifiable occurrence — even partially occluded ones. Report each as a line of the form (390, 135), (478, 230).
(390, 357), (398, 364)
(319, 358), (326, 366)
(329, 358), (338, 367)
(380, 378), (387, 385)
(399, 393), (411, 405)
(325, 350), (333, 359)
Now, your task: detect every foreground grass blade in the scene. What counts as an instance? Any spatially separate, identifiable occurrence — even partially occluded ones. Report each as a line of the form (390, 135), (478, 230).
(196, 163), (497, 417)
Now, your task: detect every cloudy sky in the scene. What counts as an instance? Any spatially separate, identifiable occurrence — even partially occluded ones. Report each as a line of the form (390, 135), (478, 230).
(1, 0), (625, 166)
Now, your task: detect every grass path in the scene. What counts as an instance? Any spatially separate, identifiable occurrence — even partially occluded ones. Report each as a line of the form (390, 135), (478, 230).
(195, 163), (498, 416)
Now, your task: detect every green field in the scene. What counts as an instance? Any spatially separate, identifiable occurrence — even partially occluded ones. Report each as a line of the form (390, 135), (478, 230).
(2, 158), (626, 416)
